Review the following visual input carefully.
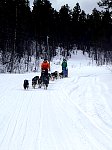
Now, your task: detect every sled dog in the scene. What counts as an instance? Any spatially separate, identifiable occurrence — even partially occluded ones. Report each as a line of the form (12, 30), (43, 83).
(23, 79), (29, 90)
(32, 76), (39, 88)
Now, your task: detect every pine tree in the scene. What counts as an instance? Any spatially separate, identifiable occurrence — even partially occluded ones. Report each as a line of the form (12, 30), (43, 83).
(58, 4), (71, 43)
(98, 0), (112, 11)
(71, 3), (81, 42)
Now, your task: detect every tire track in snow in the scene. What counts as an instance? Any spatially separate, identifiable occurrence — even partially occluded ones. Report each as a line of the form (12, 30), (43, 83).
(34, 89), (95, 150)
(35, 95), (45, 150)
(9, 93), (33, 149)
(50, 91), (101, 150)
(89, 76), (112, 134)
(0, 89), (41, 150)
(8, 91), (43, 150)
(71, 72), (112, 135)
(47, 81), (103, 150)
(54, 75), (112, 150)
(0, 92), (30, 149)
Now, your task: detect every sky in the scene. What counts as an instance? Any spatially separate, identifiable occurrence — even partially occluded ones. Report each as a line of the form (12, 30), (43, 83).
(0, 49), (112, 150)
(30, 0), (101, 14)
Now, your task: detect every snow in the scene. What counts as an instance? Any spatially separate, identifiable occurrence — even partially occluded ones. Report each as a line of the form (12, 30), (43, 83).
(0, 50), (112, 150)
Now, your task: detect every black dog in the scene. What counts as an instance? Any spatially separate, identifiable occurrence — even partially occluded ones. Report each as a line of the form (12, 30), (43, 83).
(51, 71), (59, 80)
(59, 72), (63, 79)
(32, 76), (39, 89)
(23, 79), (29, 90)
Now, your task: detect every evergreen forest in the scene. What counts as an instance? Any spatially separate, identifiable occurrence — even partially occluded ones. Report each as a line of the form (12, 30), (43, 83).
(0, 0), (112, 73)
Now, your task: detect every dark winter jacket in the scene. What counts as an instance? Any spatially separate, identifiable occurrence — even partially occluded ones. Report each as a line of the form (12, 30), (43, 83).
(61, 60), (67, 70)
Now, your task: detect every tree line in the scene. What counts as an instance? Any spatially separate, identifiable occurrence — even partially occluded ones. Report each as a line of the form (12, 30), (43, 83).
(0, 0), (112, 72)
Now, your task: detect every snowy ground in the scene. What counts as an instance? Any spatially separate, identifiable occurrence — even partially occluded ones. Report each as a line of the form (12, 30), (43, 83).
(0, 50), (112, 150)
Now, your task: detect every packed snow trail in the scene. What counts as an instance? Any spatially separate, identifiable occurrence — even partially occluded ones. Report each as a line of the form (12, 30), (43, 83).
(0, 51), (112, 150)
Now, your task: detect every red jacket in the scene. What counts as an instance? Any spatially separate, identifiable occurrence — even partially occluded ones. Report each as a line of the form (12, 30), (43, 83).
(41, 61), (50, 70)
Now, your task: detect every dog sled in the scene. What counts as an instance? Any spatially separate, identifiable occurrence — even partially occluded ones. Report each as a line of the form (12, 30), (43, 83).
(62, 68), (68, 77)
(23, 66), (68, 90)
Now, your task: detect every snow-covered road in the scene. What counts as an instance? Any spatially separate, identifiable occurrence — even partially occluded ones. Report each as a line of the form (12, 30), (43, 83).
(0, 51), (112, 150)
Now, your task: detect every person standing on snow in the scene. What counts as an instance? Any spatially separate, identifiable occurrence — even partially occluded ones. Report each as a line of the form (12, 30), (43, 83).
(61, 58), (68, 77)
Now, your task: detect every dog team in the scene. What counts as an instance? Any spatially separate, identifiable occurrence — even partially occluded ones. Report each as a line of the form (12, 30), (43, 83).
(23, 58), (68, 90)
